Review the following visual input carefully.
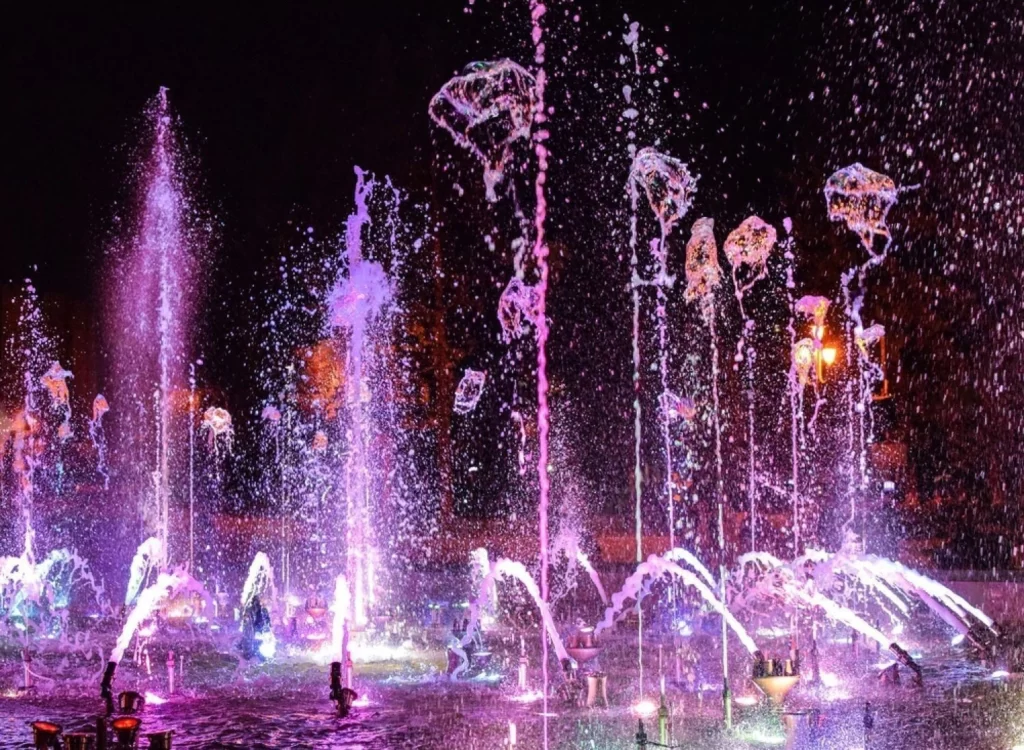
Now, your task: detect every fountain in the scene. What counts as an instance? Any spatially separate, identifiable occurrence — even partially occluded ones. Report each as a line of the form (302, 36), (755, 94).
(1, 2), (1021, 749)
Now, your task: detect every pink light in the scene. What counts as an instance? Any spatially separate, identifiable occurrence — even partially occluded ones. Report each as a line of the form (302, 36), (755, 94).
(735, 695), (758, 706)
(632, 699), (658, 717)
(144, 691), (167, 705)
(510, 690), (544, 704)
(352, 695), (370, 707)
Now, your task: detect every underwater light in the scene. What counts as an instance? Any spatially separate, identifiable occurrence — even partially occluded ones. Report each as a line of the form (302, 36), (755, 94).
(735, 695), (758, 706)
(632, 699), (658, 717)
(991, 669), (1010, 679)
(144, 691), (167, 705)
(951, 633), (966, 646)
(257, 631), (277, 659)
(510, 689), (544, 703)
(820, 672), (840, 688)
(30, 721), (61, 750)
(111, 716), (142, 746)
(734, 728), (785, 746)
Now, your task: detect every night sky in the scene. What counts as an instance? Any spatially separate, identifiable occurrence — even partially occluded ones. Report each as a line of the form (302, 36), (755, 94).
(3, 2), (1022, 548)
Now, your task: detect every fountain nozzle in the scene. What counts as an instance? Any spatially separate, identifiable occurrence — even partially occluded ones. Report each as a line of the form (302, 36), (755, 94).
(888, 643), (923, 686)
(100, 661), (117, 716)
(329, 661), (343, 702)
(329, 661), (358, 717)
(30, 721), (61, 750)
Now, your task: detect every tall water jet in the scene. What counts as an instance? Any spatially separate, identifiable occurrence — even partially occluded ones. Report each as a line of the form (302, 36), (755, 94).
(723, 216), (775, 551)
(110, 87), (206, 562)
(683, 217), (732, 723)
(6, 282), (54, 565)
(327, 167), (394, 627)
(629, 147), (698, 553)
(825, 163), (902, 546)
(125, 537), (164, 607)
(528, 4), (554, 737)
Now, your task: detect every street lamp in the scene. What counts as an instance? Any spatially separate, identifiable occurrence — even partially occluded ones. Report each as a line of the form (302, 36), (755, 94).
(812, 325), (838, 383)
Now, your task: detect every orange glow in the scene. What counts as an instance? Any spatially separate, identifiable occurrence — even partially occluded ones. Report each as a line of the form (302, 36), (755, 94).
(821, 347), (837, 366)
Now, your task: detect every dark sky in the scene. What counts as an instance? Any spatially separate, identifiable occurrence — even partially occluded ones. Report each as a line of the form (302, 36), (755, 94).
(3, 4), (469, 293)
(2, 1), (837, 293)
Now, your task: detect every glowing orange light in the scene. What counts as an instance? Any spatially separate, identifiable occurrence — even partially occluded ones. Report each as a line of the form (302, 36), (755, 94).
(821, 347), (837, 366)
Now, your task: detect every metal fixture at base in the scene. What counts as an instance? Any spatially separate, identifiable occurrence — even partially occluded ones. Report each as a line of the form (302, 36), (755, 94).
(62, 733), (94, 750)
(31, 721), (62, 750)
(144, 730), (173, 750)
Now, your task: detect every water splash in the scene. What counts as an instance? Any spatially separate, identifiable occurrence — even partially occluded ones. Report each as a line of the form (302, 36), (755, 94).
(663, 547), (718, 589)
(498, 277), (542, 341)
(200, 407), (233, 454)
(126, 537), (164, 607)
(328, 259), (392, 330)
(826, 164), (902, 540)
(40, 362), (74, 442)
(111, 570), (210, 664)
(629, 147), (698, 235)
(111, 88), (203, 561)
(824, 163), (899, 257)
(88, 395), (111, 489)
(327, 167), (397, 627)
(658, 391), (695, 423)
(457, 557), (569, 678)
(575, 550), (609, 607)
(723, 216), (775, 301)
(428, 60), (536, 202)
(683, 218), (721, 320)
(527, 4), (554, 736)
(629, 148), (696, 554)
(723, 216), (775, 551)
(454, 370), (486, 414)
(1, 549), (107, 620)
(795, 295), (830, 328)
(594, 553), (759, 655)
(240, 552), (275, 617)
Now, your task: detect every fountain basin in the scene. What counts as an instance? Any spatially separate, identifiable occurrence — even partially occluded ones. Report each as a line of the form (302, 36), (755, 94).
(566, 646), (604, 665)
(753, 675), (800, 707)
(62, 733), (94, 750)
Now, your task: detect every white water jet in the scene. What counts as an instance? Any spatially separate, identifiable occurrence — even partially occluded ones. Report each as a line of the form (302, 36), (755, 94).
(330, 573), (351, 661)
(594, 553), (759, 656)
(1, 549), (107, 618)
(111, 570), (210, 664)
(575, 550), (609, 606)
(126, 537), (164, 606)
(240, 552), (275, 616)
(457, 557), (569, 678)
(663, 547), (718, 589)
(854, 555), (995, 631)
